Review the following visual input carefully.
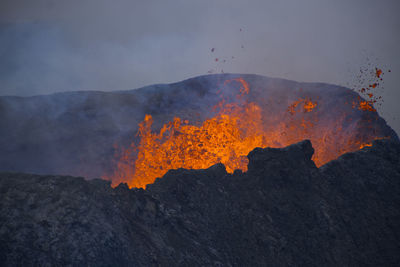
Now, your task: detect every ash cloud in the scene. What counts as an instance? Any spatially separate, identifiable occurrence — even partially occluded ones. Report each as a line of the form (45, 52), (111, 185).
(0, 0), (399, 134)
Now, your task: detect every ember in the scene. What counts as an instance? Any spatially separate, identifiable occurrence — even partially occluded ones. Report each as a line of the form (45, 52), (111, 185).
(351, 64), (390, 110)
(375, 68), (382, 78)
(287, 97), (317, 115)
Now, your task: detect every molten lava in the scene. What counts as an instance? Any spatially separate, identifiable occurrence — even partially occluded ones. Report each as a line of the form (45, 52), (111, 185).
(109, 77), (384, 188)
(287, 97), (317, 115)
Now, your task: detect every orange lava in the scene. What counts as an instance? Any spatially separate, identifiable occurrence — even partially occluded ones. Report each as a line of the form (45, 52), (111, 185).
(110, 78), (265, 188)
(375, 68), (382, 78)
(355, 100), (377, 112)
(352, 65), (389, 110)
(360, 143), (373, 149)
(370, 83), (378, 88)
(108, 78), (382, 188)
(287, 97), (317, 115)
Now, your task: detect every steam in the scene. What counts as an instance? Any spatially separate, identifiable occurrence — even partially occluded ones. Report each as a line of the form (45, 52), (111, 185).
(0, 22), (206, 96)
(1, 0), (399, 134)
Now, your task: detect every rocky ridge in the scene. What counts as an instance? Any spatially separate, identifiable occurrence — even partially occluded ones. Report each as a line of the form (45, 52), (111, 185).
(0, 139), (399, 266)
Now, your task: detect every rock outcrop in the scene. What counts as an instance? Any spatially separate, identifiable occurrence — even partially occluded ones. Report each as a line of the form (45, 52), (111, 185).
(0, 139), (399, 266)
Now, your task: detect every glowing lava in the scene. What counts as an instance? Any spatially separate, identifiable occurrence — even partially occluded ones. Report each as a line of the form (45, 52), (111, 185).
(109, 78), (384, 188)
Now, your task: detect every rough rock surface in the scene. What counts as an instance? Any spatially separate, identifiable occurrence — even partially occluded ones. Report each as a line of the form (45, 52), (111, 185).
(0, 139), (399, 266)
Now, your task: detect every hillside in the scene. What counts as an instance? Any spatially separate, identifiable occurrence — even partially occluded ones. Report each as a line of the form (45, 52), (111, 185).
(0, 139), (399, 266)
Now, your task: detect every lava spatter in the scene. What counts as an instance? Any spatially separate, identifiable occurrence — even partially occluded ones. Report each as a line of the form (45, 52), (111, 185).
(108, 78), (385, 188)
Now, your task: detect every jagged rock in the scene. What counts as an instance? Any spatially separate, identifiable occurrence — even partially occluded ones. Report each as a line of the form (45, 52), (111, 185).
(0, 139), (399, 266)
(247, 139), (317, 177)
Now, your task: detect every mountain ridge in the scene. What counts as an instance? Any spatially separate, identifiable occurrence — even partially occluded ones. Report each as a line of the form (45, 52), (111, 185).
(0, 139), (399, 266)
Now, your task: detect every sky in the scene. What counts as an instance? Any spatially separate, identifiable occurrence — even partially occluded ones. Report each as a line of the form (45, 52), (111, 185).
(0, 0), (399, 134)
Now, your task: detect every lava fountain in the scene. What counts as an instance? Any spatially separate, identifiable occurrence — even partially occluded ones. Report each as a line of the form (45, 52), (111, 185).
(108, 76), (395, 188)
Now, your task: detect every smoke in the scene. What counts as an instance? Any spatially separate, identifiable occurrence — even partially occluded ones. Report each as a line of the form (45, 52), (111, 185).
(0, 0), (399, 135)
(0, 22), (205, 95)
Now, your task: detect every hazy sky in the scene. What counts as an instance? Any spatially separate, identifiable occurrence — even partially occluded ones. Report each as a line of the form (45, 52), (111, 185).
(0, 0), (399, 133)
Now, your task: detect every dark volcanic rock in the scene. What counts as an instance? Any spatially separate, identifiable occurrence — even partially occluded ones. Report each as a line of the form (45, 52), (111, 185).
(0, 139), (399, 266)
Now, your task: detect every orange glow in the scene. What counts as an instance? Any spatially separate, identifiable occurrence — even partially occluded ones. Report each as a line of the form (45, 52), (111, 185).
(375, 68), (382, 78)
(108, 78), (383, 188)
(360, 143), (373, 149)
(360, 136), (390, 149)
(358, 100), (377, 112)
(287, 97), (317, 115)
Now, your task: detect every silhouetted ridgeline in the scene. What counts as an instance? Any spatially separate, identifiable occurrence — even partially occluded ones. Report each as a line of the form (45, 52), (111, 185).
(0, 139), (399, 266)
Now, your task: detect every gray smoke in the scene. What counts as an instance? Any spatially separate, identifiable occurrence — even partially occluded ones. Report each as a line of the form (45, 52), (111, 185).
(0, 0), (399, 134)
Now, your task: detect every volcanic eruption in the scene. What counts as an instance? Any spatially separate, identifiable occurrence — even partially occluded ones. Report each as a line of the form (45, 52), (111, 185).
(0, 74), (396, 183)
(0, 73), (399, 266)
(108, 75), (397, 188)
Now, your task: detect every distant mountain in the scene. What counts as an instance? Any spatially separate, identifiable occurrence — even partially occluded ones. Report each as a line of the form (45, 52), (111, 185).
(0, 139), (399, 266)
(0, 74), (397, 179)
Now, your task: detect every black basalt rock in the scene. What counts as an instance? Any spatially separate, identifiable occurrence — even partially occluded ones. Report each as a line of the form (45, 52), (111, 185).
(247, 139), (316, 173)
(0, 139), (399, 266)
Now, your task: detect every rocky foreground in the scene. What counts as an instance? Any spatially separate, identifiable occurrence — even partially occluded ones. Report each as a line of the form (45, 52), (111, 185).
(0, 139), (399, 266)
